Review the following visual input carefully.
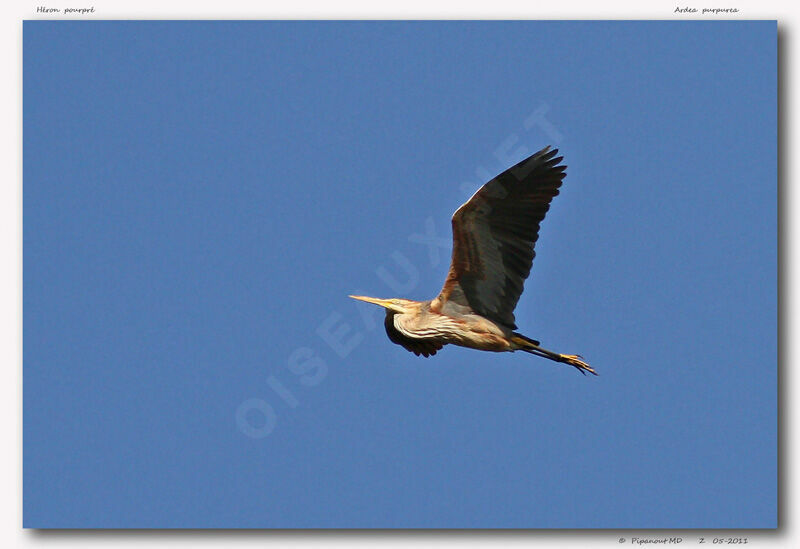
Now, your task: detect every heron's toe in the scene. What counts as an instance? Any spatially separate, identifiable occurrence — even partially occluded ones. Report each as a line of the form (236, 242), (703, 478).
(560, 354), (597, 376)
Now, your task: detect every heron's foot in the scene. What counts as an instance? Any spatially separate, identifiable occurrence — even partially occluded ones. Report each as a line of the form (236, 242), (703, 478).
(559, 354), (597, 376)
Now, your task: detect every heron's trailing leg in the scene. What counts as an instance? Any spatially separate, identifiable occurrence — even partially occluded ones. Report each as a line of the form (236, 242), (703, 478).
(534, 347), (596, 376)
(511, 336), (597, 376)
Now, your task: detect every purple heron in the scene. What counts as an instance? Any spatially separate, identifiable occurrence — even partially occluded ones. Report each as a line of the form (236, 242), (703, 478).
(350, 146), (595, 375)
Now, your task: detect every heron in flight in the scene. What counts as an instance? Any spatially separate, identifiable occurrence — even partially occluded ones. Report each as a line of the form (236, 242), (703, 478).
(350, 146), (595, 375)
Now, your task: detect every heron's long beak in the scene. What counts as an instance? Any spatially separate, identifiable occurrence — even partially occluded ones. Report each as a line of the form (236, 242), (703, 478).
(348, 295), (393, 309)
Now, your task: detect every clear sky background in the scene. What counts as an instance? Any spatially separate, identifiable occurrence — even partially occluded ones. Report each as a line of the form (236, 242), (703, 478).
(24, 21), (776, 528)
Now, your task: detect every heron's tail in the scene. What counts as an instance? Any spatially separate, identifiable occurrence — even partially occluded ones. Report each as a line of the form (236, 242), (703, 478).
(511, 333), (597, 376)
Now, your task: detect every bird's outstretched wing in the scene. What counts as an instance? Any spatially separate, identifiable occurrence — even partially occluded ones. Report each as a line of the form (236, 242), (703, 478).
(431, 146), (566, 329)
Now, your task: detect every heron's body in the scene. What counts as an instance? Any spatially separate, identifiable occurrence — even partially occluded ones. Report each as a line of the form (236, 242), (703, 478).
(386, 302), (514, 353)
(351, 146), (595, 375)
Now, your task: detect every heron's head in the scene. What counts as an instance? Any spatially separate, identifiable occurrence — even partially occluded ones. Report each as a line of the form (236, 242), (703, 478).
(348, 295), (417, 314)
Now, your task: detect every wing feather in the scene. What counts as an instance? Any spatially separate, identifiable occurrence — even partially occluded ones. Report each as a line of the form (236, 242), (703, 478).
(432, 146), (567, 329)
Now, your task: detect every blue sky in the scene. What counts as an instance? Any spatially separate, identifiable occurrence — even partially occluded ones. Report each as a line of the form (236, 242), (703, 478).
(24, 21), (776, 528)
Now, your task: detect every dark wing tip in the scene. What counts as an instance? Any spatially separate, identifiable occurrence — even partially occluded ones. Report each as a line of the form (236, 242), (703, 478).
(538, 145), (558, 160)
(506, 145), (565, 181)
(507, 145), (555, 171)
